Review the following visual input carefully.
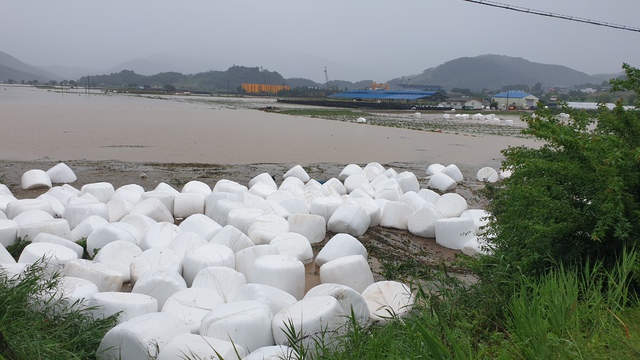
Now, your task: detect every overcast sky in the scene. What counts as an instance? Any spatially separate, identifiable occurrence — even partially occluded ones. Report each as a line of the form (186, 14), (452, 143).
(2, 0), (639, 82)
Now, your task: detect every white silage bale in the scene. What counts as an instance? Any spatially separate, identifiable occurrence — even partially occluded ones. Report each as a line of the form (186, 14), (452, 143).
(315, 233), (367, 267)
(504, 119), (514, 126)
(21, 169), (52, 190)
(283, 165), (310, 182)
(309, 196), (343, 223)
(173, 192), (205, 218)
(272, 296), (347, 353)
(287, 214), (326, 244)
(132, 269), (187, 309)
(18, 218), (72, 241)
(435, 193), (468, 218)
(338, 164), (363, 182)
(182, 243), (235, 286)
(476, 167), (499, 183)
(167, 231), (208, 264)
(499, 168), (513, 179)
(36, 193), (65, 218)
(374, 179), (402, 201)
(356, 117), (367, 123)
(370, 173), (390, 191)
(112, 187), (143, 206)
(460, 209), (493, 235)
(231, 283), (297, 317)
(383, 167), (398, 178)
(97, 312), (190, 360)
(130, 248), (181, 285)
(379, 201), (414, 230)
(106, 198), (133, 222)
(427, 172), (457, 192)
(89, 292), (158, 323)
(266, 189), (294, 204)
(349, 188), (372, 200)
(86, 222), (140, 258)
(63, 259), (124, 292)
(140, 191), (174, 216)
(6, 199), (54, 219)
(46, 163), (76, 183)
(279, 177), (304, 193)
(212, 179), (247, 195)
(0, 211), (5, 220)
(414, 112), (421, 118)
(304, 283), (371, 327)
(181, 180), (211, 196)
(442, 113), (450, 119)
(327, 203), (371, 237)
(18, 242), (77, 270)
(351, 196), (381, 227)
(54, 276), (99, 309)
(344, 173), (369, 194)
(0, 184), (11, 195)
(139, 222), (181, 251)
(12, 209), (54, 226)
(80, 182), (114, 203)
(64, 198), (109, 229)
(0, 263), (27, 278)
(270, 232), (313, 265)
(399, 191), (427, 211)
(70, 215), (109, 241)
(0, 243), (16, 264)
(461, 237), (492, 257)
(209, 225), (254, 253)
(247, 214), (290, 245)
(435, 217), (476, 250)
(320, 255), (374, 293)
(244, 346), (297, 360)
(191, 266), (247, 302)
(278, 196), (309, 216)
(0, 219), (18, 247)
(249, 173), (277, 190)
(407, 203), (445, 238)
(0, 193), (17, 214)
(157, 334), (245, 360)
(235, 244), (280, 280)
(129, 197), (173, 223)
(200, 300), (274, 352)
(363, 281), (415, 323)
(396, 171), (420, 193)
(323, 177), (347, 195)
(94, 240), (143, 282)
(250, 182), (278, 199)
(206, 198), (245, 226)
(362, 166), (382, 182)
(442, 164), (464, 183)
(250, 254), (305, 299)
(178, 213), (222, 240)
(161, 287), (226, 334)
(32, 232), (83, 258)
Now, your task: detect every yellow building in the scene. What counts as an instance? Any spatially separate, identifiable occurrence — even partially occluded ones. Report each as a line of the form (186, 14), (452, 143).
(242, 83), (290, 94)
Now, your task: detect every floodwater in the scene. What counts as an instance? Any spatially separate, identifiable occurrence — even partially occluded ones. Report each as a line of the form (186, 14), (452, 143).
(0, 85), (536, 167)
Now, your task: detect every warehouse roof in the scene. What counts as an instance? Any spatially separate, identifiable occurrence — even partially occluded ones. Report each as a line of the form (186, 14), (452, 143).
(492, 91), (536, 99)
(329, 90), (440, 101)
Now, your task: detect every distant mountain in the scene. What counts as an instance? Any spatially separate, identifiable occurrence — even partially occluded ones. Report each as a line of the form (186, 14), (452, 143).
(0, 51), (59, 82)
(40, 65), (101, 80)
(106, 58), (186, 76)
(388, 55), (616, 91)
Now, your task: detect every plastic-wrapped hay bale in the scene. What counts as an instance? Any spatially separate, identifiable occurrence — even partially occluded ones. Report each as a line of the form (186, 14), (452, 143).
(356, 117), (367, 123)
(395, 171), (420, 193)
(287, 214), (326, 244)
(191, 266), (247, 302)
(461, 237), (492, 257)
(315, 233), (367, 267)
(161, 287), (226, 333)
(181, 180), (212, 196)
(243, 345), (297, 360)
(112, 184), (144, 206)
(200, 300), (274, 353)
(379, 201), (413, 230)
(227, 207), (265, 235)
(154, 182), (180, 196)
(250, 254), (305, 300)
(129, 198), (173, 223)
(374, 178), (402, 201)
(442, 164), (464, 183)
(250, 182), (278, 199)
(63, 259), (124, 292)
(106, 198), (133, 222)
(206, 198), (245, 226)
(182, 243), (235, 286)
(167, 231), (208, 264)
(338, 164), (363, 182)
(0, 243), (16, 264)
(427, 172), (457, 192)
(476, 167), (499, 183)
(140, 191), (175, 217)
(157, 334), (246, 360)
(362, 281), (415, 324)
(283, 165), (310, 183)
(212, 179), (247, 194)
(272, 296), (347, 354)
(435, 193), (468, 218)
(173, 192), (205, 218)
(12, 209), (54, 226)
(139, 222), (181, 251)
(323, 178), (347, 196)
(132, 269), (187, 309)
(37, 193), (65, 218)
(269, 232), (314, 265)
(18, 242), (77, 270)
(97, 312), (190, 360)
(249, 172), (278, 190)
(46, 162), (77, 184)
(70, 215), (109, 242)
(231, 283), (297, 316)
(247, 214), (290, 245)
(0, 219), (18, 247)
(319, 255), (374, 293)
(209, 224), (254, 253)
(64, 198), (109, 229)
(344, 173), (369, 194)
(89, 292), (158, 323)
(399, 191), (427, 211)
(80, 182), (115, 203)
(52, 277), (99, 310)
(407, 203), (445, 238)
(304, 283), (371, 327)
(425, 163), (445, 176)
(86, 222), (140, 258)
(94, 240), (143, 282)
(21, 169), (52, 190)
(32, 232), (84, 258)
(435, 217), (476, 250)
(327, 203), (371, 237)
(351, 196), (381, 227)
(17, 218), (71, 242)
(6, 199), (54, 219)
(178, 213), (222, 241)
(235, 244), (280, 280)
(460, 209), (493, 235)
(309, 196), (343, 223)
(278, 196), (309, 216)
(0, 194), (17, 214)
(130, 248), (181, 285)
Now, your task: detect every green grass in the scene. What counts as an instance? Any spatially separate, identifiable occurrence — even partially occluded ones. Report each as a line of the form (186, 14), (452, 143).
(271, 108), (372, 118)
(0, 262), (118, 359)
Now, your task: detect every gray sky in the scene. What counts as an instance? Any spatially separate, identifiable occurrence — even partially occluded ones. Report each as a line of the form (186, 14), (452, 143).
(2, 0), (639, 82)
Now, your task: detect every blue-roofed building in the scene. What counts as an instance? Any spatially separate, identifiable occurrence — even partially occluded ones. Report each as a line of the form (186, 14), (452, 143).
(328, 90), (446, 103)
(491, 91), (539, 110)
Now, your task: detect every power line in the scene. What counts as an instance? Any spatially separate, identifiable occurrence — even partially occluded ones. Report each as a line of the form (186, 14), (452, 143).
(464, 0), (640, 33)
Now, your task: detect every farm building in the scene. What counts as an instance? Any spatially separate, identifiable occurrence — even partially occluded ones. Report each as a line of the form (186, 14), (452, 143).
(492, 91), (539, 110)
(242, 83), (290, 94)
(328, 90), (446, 104)
(442, 98), (484, 110)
